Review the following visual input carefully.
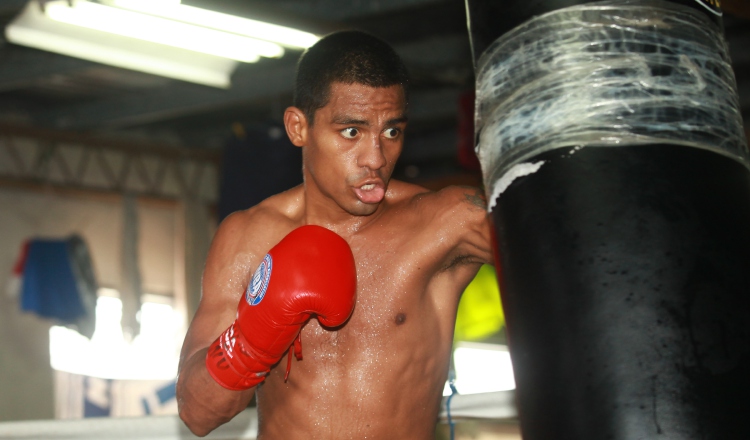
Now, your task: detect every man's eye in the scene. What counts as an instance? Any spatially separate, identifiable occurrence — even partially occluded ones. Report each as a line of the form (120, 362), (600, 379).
(383, 128), (400, 139)
(341, 127), (359, 139)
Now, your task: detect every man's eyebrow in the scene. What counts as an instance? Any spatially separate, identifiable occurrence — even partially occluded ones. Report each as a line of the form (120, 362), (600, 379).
(387, 116), (409, 125)
(330, 115), (409, 126)
(331, 115), (368, 126)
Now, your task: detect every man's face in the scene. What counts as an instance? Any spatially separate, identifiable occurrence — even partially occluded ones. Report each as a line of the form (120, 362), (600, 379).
(298, 82), (407, 216)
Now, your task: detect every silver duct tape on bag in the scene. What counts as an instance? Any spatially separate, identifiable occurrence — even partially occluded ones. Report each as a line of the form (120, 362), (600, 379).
(474, 0), (748, 208)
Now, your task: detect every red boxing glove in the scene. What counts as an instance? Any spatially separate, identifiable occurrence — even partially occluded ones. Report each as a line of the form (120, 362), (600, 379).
(206, 225), (357, 391)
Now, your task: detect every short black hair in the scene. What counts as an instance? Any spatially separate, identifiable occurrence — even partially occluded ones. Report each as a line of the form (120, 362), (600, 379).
(293, 30), (410, 125)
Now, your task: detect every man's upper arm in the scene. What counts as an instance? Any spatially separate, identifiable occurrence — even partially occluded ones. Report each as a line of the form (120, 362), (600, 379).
(442, 186), (494, 266)
(179, 211), (260, 369)
(176, 211), (267, 436)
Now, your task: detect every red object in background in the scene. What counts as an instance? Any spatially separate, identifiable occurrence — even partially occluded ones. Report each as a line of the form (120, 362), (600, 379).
(13, 240), (30, 276)
(6, 240), (30, 299)
(457, 90), (481, 172)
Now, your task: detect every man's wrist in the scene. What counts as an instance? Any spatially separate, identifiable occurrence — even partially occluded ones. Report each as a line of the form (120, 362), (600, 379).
(205, 323), (268, 391)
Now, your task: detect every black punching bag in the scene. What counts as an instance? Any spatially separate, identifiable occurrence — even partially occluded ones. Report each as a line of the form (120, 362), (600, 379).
(467, 0), (750, 439)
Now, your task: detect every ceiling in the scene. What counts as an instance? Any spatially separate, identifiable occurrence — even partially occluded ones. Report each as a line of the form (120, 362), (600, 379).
(1, 0), (749, 184)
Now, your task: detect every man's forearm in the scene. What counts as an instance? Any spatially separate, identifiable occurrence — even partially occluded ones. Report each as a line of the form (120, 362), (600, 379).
(177, 347), (256, 437)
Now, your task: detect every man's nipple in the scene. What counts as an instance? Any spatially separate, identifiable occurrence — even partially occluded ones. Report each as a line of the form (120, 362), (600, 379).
(394, 313), (407, 326)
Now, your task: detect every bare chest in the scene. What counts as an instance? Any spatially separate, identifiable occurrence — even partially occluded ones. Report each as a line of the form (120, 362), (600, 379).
(299, 227), (457, 357)
(258, 222), (463, 439)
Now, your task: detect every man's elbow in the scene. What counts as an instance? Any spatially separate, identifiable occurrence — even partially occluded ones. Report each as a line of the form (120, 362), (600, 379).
(179, 404), (230, 437)
(175, 353), (254, 436)
(179, 408), (208, 437)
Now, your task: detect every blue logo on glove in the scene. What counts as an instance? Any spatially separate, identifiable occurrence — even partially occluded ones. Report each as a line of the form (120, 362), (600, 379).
(245, 254), (272, 306)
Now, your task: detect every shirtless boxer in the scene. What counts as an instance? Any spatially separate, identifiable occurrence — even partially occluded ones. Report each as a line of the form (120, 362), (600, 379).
(176, 31), (493, 439)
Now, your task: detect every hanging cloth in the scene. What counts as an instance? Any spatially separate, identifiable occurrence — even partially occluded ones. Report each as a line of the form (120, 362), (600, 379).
(19, 235), (98, 338)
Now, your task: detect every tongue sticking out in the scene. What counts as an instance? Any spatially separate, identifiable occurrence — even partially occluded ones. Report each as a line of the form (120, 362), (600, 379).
(354, 184), (385, 204)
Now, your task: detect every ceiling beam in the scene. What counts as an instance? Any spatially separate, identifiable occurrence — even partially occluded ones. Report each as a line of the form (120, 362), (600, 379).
(0, 43), (100, 92)
(39, 82), (463, 132)
(182, 0), (447, 27)
(34, 60), (298, 129)
(245, 0), (449, 21)
(27, 32), (471, 130)
(0, 0), (27, 14)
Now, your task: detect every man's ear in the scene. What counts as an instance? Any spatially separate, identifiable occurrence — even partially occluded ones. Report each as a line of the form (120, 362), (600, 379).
(284, 107), (308, 147)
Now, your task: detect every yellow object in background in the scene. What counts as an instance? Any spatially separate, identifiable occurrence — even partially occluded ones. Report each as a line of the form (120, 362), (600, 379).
(454, 264), (504, 341)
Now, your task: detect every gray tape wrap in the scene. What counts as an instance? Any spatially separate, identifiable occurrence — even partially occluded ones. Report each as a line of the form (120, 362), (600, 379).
(475, 0), (748, 194)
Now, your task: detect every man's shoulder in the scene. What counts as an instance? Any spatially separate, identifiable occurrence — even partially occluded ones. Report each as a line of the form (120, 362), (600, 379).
(384, 181), (487, 215)
(378, 182), (492, 268)
(224, 186), (302, 227)
(433, 185), (487, 211)
(419, 185), (492, 266)
(380, 182), (487, 236)
(396, 182), (484, 210)
(214, 187), (303, 249)
(385, 179), (432, 202)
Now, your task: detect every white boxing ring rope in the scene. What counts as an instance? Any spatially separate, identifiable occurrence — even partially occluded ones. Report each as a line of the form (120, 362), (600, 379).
(0, 391), (517, 439)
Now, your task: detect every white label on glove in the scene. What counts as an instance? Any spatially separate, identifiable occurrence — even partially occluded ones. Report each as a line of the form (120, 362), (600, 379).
(246, 254), (272, 306)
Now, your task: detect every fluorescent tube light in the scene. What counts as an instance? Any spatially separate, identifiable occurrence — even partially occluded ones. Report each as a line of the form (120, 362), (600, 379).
(5, 1), (237, 88)
(45, 0), (283, 62)
(114, 0), (320, 49)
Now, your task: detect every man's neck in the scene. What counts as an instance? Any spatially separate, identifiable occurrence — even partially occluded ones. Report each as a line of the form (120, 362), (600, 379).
(302, 189), (386, 236)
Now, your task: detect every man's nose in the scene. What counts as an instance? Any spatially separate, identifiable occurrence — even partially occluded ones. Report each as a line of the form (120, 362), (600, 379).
(357, 135), (386, 170)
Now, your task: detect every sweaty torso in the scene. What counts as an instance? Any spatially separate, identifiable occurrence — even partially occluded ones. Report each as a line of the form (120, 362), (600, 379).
(248, 182), (485, 440)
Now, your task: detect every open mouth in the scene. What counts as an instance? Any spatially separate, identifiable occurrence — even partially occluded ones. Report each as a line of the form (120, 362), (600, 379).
(353, 182), (385, 204)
